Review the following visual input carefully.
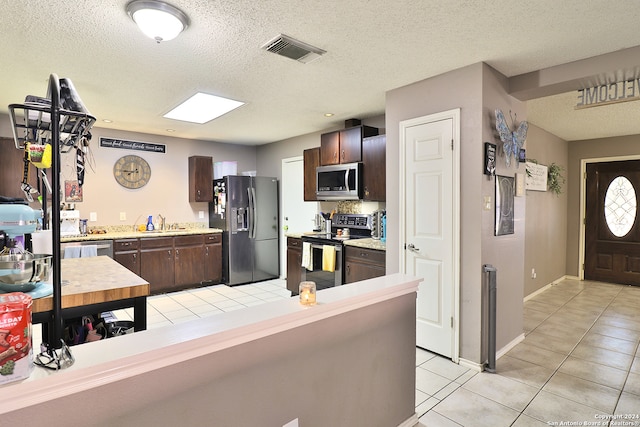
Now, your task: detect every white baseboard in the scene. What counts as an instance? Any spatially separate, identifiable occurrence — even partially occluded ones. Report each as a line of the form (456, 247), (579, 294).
(399, 413), (419, 427)
(496, 333), (525, 360)
(458, 357), (484, 372)
(457, 333), (524, 373)
(524, 275), (578, 302)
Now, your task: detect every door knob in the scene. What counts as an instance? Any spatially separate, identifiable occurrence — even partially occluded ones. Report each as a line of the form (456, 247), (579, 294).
(407, 243), (420, 252)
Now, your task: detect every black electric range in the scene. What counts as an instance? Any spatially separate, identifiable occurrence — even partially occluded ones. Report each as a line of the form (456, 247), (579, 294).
(300, 214), (372, 290)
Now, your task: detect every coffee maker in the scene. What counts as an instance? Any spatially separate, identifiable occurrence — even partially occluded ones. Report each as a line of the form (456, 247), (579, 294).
(60, 209), (80, 237)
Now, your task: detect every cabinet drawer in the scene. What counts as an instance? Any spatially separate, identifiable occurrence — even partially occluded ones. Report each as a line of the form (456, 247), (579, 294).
(140, 236), (174, 249)
(175, 234), (204, 246)
(205, 233), (222, 244)
(114, 239), (139, 252)
(344, 247), (385, 265)
(287, 237), (302, 248)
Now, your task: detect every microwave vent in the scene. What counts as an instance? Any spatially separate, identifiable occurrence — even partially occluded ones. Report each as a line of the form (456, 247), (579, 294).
(261, 34), (326, 64)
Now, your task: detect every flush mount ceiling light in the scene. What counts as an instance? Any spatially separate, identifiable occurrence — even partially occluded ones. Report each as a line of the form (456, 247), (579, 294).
(126, 0), (189, 43)
(164, 93), (245, 124)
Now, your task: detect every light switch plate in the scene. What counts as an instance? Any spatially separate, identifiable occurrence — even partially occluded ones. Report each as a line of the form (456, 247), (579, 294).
(515, 173), (525, 197)
(198, 211), (205, 219)
(89, 212), (97, 222)
(119, 212), (126, 221)
(483, 196), (492, 210)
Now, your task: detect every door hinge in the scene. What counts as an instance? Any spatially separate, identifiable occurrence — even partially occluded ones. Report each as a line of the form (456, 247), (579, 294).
(450, 317), (454, 328)
(583, 217), (586, 225)
(451, 139), (454, 150)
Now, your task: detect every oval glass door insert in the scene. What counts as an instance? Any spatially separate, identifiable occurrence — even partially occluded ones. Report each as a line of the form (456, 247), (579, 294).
(604, 176), (637, 237)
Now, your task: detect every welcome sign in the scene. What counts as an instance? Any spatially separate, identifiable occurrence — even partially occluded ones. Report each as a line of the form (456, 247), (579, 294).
(576, 78), (640, 109)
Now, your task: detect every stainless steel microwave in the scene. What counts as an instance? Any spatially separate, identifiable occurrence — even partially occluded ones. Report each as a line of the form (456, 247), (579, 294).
(316, 162), (362, 200)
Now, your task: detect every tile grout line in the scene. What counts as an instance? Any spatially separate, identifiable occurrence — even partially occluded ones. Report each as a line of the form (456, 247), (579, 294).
(511, 283), (627, 426)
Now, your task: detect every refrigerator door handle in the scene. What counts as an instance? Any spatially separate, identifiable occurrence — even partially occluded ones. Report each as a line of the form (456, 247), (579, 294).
(248, 186), (256, 239)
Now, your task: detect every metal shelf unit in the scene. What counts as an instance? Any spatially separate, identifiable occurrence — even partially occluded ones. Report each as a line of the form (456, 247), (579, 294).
(8, 74), (96, 348)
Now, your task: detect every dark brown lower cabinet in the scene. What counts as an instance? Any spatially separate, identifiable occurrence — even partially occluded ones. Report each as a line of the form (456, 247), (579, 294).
(140, 237), (175, 294)
(344, 246), (385, 284)
(113, 239), (140, 275)
(286, 237), (303, 294)
(114, 233), (222, 295)
(175, 235), (205, 287)
(204, 233), (222, 284)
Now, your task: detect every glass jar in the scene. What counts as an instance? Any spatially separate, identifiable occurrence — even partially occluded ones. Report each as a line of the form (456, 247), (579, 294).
(299, 281), (317, 306)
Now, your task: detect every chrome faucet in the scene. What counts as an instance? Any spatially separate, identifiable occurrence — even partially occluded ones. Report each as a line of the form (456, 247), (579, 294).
(158, 214), (166, 231)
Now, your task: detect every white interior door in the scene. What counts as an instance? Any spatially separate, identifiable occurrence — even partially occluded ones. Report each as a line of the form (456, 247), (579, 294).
(401, 110), (459, 360)
(281, 157), (318, 279)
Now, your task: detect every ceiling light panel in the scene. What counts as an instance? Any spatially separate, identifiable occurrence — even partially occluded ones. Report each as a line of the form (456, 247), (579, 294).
(163, 93), (245, 124)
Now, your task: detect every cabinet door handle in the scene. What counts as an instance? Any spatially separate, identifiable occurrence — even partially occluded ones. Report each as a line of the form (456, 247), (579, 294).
(341, 149), (345, 161)
(169, 250), (174, 259)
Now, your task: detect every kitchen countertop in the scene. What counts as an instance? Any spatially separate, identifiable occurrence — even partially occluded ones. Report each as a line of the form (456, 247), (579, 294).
(61, 228), (222, 243)
(343, 238), (386, 251)
(286, 233), (386, 251)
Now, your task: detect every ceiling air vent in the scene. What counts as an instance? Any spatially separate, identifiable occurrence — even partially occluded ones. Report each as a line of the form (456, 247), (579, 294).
(261, 34), (326, 64)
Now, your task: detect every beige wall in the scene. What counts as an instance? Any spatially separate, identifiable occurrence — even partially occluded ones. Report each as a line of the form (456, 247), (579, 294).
(385, 63), (528, 364)
(480, 64), (526, 355)
(523, 125), (568, 296)
(386, 63), (486, 363)
(566, 134), (640, 277)
(0, 114), (257, 227)
(5, 291), (417, 427)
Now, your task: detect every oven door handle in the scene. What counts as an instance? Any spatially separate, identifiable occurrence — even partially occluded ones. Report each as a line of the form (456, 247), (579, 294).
(309, 243), (342, 251)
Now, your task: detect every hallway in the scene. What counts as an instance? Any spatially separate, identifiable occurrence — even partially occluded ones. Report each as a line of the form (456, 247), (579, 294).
(415, 278), (640, 426)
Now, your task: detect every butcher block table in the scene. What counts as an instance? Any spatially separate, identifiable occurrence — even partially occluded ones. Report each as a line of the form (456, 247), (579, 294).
(32, 256), (150, 344)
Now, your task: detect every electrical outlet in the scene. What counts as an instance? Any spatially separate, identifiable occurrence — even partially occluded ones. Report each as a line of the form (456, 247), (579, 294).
(89, 212), (97, 222)
(120, 212), (127, 221)
(531, 268), (536, 279)
(199, 211), (205, 219)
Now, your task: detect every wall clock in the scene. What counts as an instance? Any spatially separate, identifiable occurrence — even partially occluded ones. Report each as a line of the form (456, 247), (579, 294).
(113, 155), (151, 189)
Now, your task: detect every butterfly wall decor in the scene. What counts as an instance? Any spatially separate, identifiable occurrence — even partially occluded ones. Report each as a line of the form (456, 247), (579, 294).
(495, 109), (528, 167)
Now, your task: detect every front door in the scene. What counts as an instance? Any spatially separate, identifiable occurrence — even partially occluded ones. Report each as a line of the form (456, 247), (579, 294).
(401, 109), (459, 360)
(585, 159), (640, 285)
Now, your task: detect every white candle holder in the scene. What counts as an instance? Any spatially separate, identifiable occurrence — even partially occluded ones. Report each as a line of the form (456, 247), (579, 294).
(299, 281), (317, 306)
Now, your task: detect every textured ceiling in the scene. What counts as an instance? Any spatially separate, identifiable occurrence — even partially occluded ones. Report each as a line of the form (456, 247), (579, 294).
(1, 1), (640, 145)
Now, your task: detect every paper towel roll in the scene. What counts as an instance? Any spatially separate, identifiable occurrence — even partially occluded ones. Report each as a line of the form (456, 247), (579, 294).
(31, 230), (52, 254)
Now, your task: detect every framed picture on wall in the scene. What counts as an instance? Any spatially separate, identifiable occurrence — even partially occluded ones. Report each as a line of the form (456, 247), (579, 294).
(484, 142), (496, 176)
(64, 180), (83, 202)
(495, 175), (514, 236)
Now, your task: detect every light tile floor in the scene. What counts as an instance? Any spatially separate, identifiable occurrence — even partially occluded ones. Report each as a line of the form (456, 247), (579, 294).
(110, 278), (294, 329)
(416, 278), (640, 427)
(35, 277), (640, 426)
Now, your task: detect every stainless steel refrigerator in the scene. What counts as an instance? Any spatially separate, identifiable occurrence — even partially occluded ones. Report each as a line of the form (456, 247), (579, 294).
(208, 175), (279, 286)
